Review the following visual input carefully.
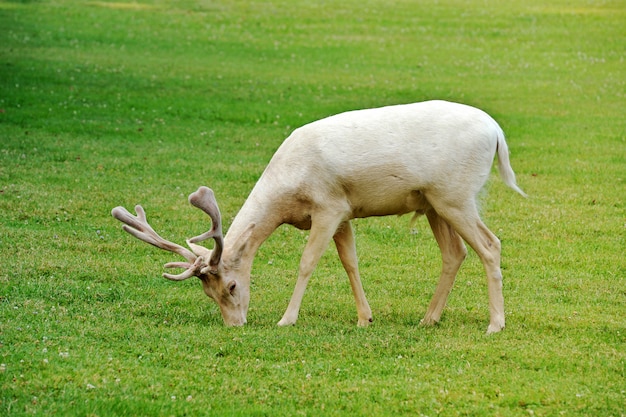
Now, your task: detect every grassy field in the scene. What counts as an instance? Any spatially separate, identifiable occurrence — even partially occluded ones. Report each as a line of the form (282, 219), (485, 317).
(1, 0), (624, 415)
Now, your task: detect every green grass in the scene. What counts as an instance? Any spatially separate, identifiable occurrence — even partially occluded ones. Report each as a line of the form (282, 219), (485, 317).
(1, 0), (624, 415)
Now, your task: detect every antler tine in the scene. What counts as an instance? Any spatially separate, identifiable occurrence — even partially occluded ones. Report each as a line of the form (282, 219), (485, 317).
(111, 205), (197, 264)
(163, 260), (202, 281)
(187, 186), (224, 268)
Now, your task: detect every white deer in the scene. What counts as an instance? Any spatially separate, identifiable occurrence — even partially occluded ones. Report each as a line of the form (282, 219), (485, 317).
(112, 100), (526, 334)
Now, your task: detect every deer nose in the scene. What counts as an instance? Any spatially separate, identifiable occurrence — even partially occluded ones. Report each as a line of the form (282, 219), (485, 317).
(224, 314), (247, 326)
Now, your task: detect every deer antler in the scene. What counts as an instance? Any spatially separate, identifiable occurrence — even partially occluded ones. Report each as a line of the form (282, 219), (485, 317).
(111, 205), (202, 281)
(187, 186), (224, 269)
(111, 187), (225, 280)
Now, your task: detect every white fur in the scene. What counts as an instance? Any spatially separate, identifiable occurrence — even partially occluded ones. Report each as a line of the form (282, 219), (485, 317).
(208, 100), (525, 333)
(116, 100), (525, 333)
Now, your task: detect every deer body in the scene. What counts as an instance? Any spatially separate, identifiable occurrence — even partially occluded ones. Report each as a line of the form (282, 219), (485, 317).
(113, 100), (525, 333)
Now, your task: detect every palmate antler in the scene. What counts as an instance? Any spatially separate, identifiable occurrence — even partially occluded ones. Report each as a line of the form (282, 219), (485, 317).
(111, 186), (224, 280)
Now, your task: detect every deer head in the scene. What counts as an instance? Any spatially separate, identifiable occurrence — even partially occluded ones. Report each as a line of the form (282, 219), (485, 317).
(111, 186), (249, 326)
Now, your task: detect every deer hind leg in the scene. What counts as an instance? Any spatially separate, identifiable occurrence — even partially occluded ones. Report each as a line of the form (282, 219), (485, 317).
(333, 221), (373, 326)
(426, 195), (505, 334)
(277, 214), (345, 326)
(421, 209), (468, 327)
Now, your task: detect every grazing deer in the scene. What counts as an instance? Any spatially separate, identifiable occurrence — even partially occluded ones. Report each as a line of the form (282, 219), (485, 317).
(112, 100), (526, 333)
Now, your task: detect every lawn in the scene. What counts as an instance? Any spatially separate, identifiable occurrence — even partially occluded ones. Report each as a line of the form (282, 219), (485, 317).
(1, 0), (624, 415)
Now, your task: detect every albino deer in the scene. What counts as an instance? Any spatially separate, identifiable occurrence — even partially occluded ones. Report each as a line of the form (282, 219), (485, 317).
(112, 100), (526, 334)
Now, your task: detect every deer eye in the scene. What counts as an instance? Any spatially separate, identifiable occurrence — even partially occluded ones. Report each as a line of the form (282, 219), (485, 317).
(227, 281), (237, 295)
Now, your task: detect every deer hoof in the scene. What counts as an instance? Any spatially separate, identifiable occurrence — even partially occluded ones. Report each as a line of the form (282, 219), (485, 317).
(277, 316), (296, 327)
(357, 317), (373, 327)
(486, 321), (505, 335)
(420, 316), (439, 327)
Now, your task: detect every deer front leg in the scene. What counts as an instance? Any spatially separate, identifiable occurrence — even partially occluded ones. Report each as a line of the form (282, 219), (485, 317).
(278, 215), (344, 326)
(333, 221), (373, 326)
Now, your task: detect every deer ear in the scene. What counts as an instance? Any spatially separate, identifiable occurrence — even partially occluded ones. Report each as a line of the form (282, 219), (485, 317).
(221, 223), (256, 270)
(233, 223), (256, 259)
(241, 222), (256, 239)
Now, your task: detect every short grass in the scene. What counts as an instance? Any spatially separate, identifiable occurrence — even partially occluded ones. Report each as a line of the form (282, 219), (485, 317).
(1, 0), (624, 415)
